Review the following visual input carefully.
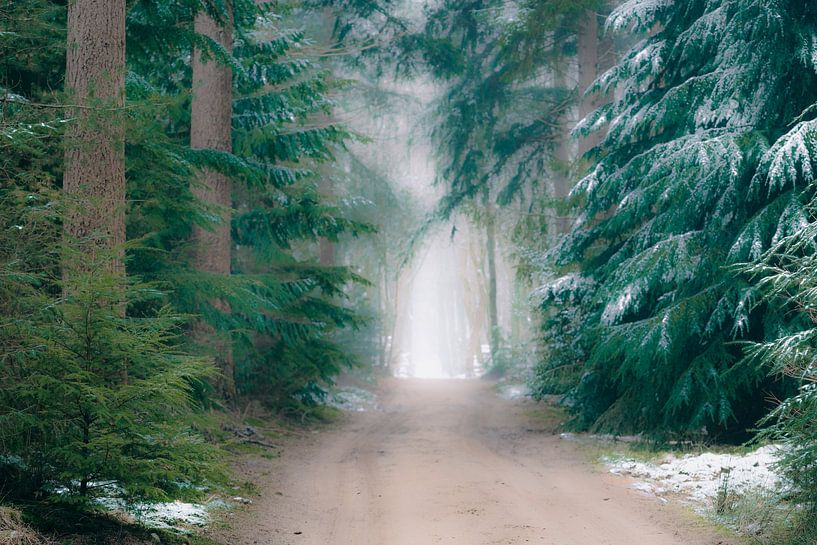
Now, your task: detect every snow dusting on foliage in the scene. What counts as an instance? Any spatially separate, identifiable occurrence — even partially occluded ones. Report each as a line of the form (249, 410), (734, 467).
(757, 119), (817, 192)
(607, 0), (673, 32)
(533, 273), (594, 303)
(601, 283), (642, 326)
(536, 0), (817, 438)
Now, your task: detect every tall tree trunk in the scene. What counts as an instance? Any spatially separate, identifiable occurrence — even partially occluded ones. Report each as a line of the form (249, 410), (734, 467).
(485, 207), (501, 367)
(190, 8), (237, 402)
(578, 9), (613, 157)
(549, 9), (613, 239)
(550, 63), (575, 238)
(63, 0), (126, 277)
(314, 8), (338, 268)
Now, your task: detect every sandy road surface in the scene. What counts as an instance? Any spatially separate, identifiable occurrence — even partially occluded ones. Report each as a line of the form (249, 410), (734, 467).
(218, 379), (734, 545)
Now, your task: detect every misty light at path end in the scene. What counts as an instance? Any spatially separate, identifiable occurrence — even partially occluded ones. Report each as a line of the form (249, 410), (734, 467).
(393, 227), (490, 380)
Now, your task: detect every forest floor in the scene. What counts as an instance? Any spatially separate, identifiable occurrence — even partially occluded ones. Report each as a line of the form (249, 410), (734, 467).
(212, 378), (739, 545)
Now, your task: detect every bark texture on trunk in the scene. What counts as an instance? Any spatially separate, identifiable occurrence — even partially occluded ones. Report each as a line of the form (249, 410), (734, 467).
(63, 0), (127, 276)
(578, 9), (613, 157)
(319, 237), (336, 266)
(191, 11), (233, 273)
(549, 9), (614, 238)
(550, 70), (573, 238)
(190, 8), (237, 402)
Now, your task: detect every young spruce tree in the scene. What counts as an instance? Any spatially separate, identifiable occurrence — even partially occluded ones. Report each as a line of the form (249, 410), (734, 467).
(1, 0), (221, 504)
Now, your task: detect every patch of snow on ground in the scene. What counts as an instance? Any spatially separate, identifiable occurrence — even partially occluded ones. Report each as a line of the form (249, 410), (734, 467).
(605, 445), (782, 506)
(57, 483), (245, 532)
(96, 498), (212, 531)
(133, 500), (210, 530)
(328, 385), (379, 412)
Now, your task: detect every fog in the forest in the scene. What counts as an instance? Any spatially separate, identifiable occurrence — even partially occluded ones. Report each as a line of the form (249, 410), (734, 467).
(341, 76), (519, 379)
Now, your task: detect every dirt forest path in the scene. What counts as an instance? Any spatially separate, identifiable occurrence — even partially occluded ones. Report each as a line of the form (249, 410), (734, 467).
(218, 379), (735, 545)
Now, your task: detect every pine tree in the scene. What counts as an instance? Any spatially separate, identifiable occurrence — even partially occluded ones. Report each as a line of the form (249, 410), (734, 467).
(745, 211), (817, 524)
(226, 5), (371, 406)
(737, 4), (817, 516)
(537, 0), (817, 436)
(124, 0), (372, 410)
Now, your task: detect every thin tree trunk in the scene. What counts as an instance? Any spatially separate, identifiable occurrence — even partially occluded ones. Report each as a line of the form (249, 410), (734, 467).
(190, 8), (237, 402)
(63, 0), (126, 277)
(485, 208), (501, 366)
(461, 227), (484, 376)
(319, 238), (335, 266)
(317, 161), (335, 266)
(467, 222), (489, 373)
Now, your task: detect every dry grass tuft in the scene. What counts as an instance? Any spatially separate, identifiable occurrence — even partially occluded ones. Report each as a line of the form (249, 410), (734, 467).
(0, 507), (53, 545)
